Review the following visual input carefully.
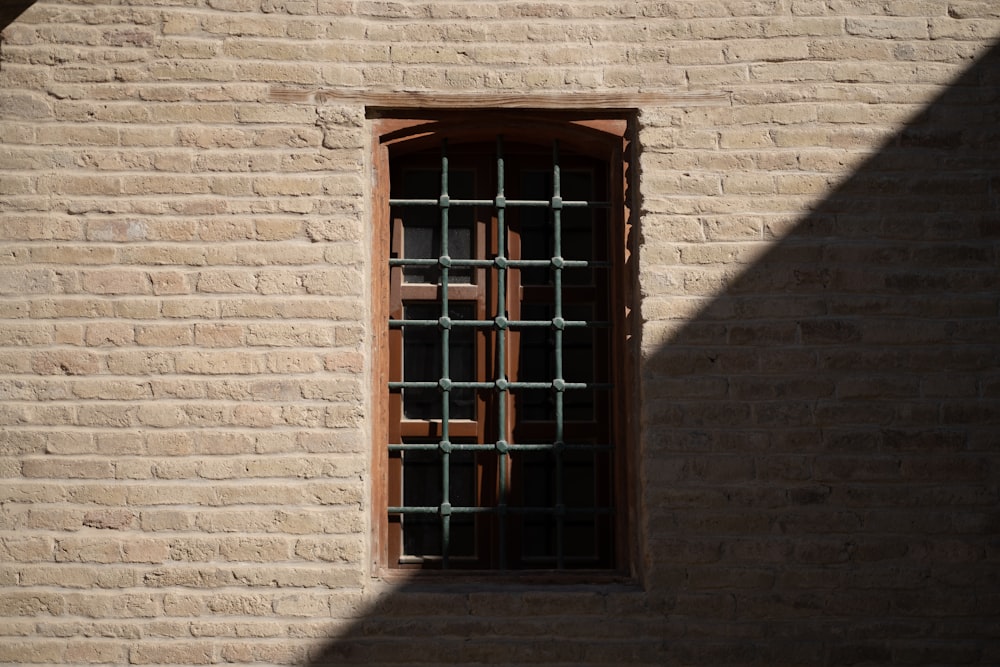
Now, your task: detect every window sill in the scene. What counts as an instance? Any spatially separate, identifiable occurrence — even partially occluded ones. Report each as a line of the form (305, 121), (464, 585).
(374, 567), (640, 591)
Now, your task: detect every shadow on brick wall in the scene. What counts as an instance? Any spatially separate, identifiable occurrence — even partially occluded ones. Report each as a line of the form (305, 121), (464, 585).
(307, 42), (999, 666)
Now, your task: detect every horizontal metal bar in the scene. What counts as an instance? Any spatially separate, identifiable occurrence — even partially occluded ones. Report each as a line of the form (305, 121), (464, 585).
(390, 198), (493, 206)
(503, 442), (613, 451)
(389, 258), (608, 269)
(503, 319), (609, 328)
(389, 198), (610, 208)
(389, 381), (497, 389)
(389, 319), (610, 329)
(388, 506), (498, 514)
(389, 505), (614, 515)
(389, 381), (612, 390)
(389, 442), (614, 452)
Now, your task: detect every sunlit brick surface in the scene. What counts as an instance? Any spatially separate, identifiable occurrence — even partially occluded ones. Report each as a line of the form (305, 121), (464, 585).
(1, 1), (998, 664)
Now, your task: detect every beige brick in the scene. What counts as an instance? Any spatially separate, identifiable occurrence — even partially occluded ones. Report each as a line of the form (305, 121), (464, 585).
(0, 535), (55, 561)
(161, 298), (219, 319)
(0, 323), (52, 345)
(193, 322), (243, 347)
(928, 17), (1000, 39)
(272, 592), (330, 617)
(31, 245), (117, 265)
(140, 509), (196, 531)
(218, 536), (292, 562)
(22, 457), (115, 481)
(294, 537), (362, 563)
(323, 350), (364, 373)
(252, 175), (323, 197)
(255, 270), (303, 295)
(55, 537), (122, 563)
(948, 1), (1000, 18)
(119, 245), (209, 266)
(207, 243), (325, 266)
(196, 270), (257, 294)
(254, 218), (303, 241)
(105, 350), (175, 375)
(190, 619), (284, 637)
(845, 17), (929, 38)
(196, 218), (254, 240)
(175, 351), (265, 375)
(64, 641), (128, 664)
(163, 593), (204, 617)
(149, 378), (206, 400)
(156, 37), (221, 59)
(135, 324), (193, 347)
(206, 592), (272, 616)
(115, 297), (163, 319)
(81, 269), (150, 295)
(122, 538), (171, 563)
(68, 379), (146, 401)
(245, 322), (336, 347)
(84, 322), (135, 346)
(29, 350), (101, 376)
(129, 643), (214, 665)
(0, 267), (59, 294)
(722, 173), (776, 195)
(0, 640), (65, 662)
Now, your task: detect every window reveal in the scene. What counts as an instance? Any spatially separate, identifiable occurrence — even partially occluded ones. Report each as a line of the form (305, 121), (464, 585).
(373, 115), (632, 572)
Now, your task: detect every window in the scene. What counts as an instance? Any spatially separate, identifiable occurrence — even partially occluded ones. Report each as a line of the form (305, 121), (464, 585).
(371, 112), (633, 572)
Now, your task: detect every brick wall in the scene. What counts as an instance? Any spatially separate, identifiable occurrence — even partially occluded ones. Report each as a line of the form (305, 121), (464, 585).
(1, 1), (998, 665)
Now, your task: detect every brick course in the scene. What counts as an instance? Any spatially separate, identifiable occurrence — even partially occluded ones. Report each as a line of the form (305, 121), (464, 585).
(1, 0), (998, 665)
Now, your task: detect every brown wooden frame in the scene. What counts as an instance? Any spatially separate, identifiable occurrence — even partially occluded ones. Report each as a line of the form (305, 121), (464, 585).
(370, 111), (636, 577)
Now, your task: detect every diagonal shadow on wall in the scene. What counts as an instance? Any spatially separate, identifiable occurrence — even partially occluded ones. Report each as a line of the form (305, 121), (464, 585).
(306, 42), (1000, 666)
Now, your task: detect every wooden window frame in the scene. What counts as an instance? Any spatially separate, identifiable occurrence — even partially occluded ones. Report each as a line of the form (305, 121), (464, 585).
(370, 110), (636, 579)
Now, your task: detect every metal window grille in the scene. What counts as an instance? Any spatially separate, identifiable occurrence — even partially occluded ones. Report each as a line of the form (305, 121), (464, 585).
(387, 136), (615, 570)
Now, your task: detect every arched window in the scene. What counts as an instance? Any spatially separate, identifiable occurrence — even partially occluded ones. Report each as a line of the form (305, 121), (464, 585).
(371, 113), (634, 573)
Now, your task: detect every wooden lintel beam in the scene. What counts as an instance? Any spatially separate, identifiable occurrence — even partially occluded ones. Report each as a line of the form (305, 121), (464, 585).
(270, 87), (731, 109)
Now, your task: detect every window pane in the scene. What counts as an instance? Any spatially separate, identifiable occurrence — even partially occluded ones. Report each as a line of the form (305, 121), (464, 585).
(395, 169), (474, 284)
(517, 170), (596, 286)
(518, 170), (552, 286)
(516, 450), (599, 562)
(517, 303), (596, 421)
(402, 448), (476, 558)
(561, 171), (596, 284)
(382, 125), (624, 571)
(402, 303), (475, 420)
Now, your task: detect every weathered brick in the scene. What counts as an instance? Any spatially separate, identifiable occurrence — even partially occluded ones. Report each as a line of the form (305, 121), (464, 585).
(129, 643), (214, 665)
(81, 270), (151, 295)
(0, 640), (65, 662)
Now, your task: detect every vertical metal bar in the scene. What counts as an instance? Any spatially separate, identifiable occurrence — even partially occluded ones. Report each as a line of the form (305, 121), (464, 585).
(495, 135), (508, 569)
(551, 139), (565, 569)
(439, 140), (451, 568)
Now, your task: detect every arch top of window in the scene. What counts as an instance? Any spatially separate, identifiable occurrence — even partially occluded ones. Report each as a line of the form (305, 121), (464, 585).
(371, 112), (631, 161)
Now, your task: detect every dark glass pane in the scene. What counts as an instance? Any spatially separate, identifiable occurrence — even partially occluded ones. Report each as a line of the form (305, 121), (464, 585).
(402, 303), (475, 420)
(516, 450), (598, 561)
(395, 169), (474, 284)
(517, 170), (597, 286)
(402, 448), (476, 558)
(520, 451), (556, 559)
(562, 171), (596, 286)
(518, 170), (552, 285)
(517, 303), (595, 421)
(563, 452), (597, 508)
